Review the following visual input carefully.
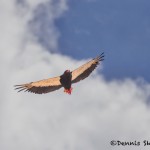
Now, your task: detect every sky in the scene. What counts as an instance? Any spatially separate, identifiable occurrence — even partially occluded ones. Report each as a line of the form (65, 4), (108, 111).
(56, 0), (150, 82)
(0, 0), (150, 150)
(26, 0), (150, 82)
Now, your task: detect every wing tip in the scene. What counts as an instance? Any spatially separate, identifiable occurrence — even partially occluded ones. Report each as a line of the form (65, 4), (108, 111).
(14, 84), (29, 93)
(96, 52), (105, 61)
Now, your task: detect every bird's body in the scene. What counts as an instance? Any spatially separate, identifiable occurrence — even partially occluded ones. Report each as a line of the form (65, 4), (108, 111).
(15, 53), (104, 95)
(60, 70), (72, 94)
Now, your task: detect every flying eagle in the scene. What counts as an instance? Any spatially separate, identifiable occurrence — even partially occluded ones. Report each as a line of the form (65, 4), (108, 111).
(15, 53), (104, 95)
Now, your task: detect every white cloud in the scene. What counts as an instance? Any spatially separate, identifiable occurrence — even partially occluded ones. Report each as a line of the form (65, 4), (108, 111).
(0, 0), (150, 150)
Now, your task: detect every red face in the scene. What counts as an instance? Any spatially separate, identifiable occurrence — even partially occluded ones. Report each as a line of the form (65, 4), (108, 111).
(64, 70), (70, 74)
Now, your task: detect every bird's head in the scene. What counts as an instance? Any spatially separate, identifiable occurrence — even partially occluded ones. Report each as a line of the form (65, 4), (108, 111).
(64, 70), (70, 74)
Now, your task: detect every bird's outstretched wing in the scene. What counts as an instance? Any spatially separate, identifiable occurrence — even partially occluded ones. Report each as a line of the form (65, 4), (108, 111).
(14, 76), (62, 94)
(71, 52), (104, 84)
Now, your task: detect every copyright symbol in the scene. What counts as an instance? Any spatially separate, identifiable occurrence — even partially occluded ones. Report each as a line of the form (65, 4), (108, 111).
(110, 140), (117, 146)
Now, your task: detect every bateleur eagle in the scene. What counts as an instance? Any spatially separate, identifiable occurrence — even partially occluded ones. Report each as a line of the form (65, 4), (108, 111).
(15, 53), (104, 95)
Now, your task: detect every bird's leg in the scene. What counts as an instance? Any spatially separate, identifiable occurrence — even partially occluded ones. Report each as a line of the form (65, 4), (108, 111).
(64, 88), (67, 93)
(70, 87), (73, 93)
(64, 87), (73, 95)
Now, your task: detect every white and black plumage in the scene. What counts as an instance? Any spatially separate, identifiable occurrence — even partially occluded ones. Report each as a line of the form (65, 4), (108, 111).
(15, 53), (104, 95)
